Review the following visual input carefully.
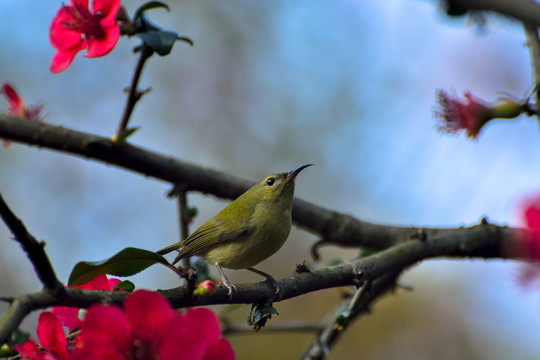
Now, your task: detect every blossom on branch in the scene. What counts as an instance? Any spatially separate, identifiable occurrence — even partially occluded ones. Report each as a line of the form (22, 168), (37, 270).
(434, 89), (524, 139)
(71, 290), (234, 360)
(49, 0), (121, 73)
(51, 274), (123, 331)
(1, 82), (44, 148)
(15, 312), (69, 360)
(515, 196), (540, 287)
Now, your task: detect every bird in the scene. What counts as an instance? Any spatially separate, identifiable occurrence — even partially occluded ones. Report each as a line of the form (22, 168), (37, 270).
(157, 164), (312, 297)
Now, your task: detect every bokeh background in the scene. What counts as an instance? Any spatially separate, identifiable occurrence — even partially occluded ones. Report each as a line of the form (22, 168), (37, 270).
(1, 0), (540, 359)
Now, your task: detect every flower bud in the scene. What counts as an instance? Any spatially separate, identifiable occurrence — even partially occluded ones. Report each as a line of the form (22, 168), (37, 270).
(434, 90), (524, 139)
(193, 280), (217, 297)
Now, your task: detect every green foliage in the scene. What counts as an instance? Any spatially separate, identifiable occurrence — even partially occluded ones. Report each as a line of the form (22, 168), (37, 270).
(334, 307), (351, 331)
(112, 280), (136, 293)
(247, 303), (279, 331)
(68, 247), (172, 286)
(10, 329), (29, 345)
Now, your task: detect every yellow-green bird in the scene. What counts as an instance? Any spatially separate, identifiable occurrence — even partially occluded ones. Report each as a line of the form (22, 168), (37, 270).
(157, 164), (312, 297)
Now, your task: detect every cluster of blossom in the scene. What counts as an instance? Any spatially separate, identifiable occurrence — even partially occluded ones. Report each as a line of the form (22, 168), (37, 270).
(15, 275), (233, 360)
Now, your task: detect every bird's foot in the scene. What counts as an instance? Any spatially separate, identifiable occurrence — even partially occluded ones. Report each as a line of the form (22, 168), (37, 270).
(247, 267), (283, 300)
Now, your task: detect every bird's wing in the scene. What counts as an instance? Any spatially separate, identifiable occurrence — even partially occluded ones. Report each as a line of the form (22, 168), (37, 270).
(175, 217), (250, 260)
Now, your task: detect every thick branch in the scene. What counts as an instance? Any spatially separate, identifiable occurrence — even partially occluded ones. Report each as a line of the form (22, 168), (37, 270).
(0, 221), (523, 344)
(0, 115), (419, 249)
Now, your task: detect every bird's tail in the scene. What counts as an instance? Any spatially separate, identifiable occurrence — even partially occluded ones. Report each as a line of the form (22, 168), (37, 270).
(156, 242), (182, 255)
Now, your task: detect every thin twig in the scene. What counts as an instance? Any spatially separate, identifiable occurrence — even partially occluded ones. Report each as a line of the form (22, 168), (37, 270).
(116, 45), (154, 136)
(177, 188), (193, 270)
(0, 194), (63, 291)
(223, 320), (325, 335)
(524, 23), (540, 124)
(302, 274), (399, 360)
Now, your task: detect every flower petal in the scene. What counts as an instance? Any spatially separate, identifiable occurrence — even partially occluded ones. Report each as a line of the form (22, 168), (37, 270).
(124, 290), (175, 341)
(203, 339), (235, 360)
(70, 0), (90, 8)
(92, 0), (121, 25)
(108, 277), (122, 290)
(49, 8), (84, 50)
(77, 274), (110, 290)
(51, 307), (83, 332)
(1, 83), (24, 112)
(157, 317), (206, 360)
(50, 44), (85, 73)
(15, 338), (44, 360)
(37, 312), (68, 360)
(73, 305), (131, 359)
(186, 308), (222, 345)
(85, 24), (119, 57)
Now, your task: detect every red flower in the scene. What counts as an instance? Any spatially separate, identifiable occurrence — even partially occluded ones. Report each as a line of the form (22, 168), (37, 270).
(514, 196), (540, 288)
(71, 290), (234, 360)
(518, 198), (540, 261)
(16, 312), (69, 360)
(193, 280), (218, 297)
(49, 0), (121, 73)
(52, 274), (122, 331)
(1, 83), (44, 148)
(434, 90), (523, 139)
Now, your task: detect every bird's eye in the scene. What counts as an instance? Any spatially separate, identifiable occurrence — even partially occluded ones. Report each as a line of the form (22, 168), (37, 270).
(266, 177), (275, 186)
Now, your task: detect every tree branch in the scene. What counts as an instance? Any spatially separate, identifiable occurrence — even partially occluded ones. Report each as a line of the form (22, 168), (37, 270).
(302, 273), (400, 360)
(448, 0), (540, 26)
(0, 194), (63, 291)
(0, 219), (524, 345)
(0, 114), (422, 250)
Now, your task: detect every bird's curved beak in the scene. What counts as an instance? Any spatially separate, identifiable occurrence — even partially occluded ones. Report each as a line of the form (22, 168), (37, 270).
(285, 164), (313, 182)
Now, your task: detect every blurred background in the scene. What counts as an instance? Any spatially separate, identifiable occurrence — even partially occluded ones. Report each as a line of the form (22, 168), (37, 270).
(1, 0), (540, 359)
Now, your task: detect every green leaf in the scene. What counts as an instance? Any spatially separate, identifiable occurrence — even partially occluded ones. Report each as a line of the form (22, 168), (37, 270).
(247, 304), (279, 330)
(335, 307), (351, 331)
(111, 126), (140, 144)
(133, 1), (170, 23)
(113, 280), (136, 293)
(10, 329), (29, 345)
(136, 30), (179, 56)
(68, 247), (172, 286)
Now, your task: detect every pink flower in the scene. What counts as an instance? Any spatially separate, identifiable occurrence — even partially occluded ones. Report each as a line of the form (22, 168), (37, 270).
(514, 196), (540, 288)
(15, 312), (69, 360)
(193, 280), (218, 297)
(71, 290), (234, 360)
(1, 83), (44, 148)
(49, 0), (121, 73)
(517, 198), (540, 260)
(434, 90), (523, 139)
(52, 274), (122, 331)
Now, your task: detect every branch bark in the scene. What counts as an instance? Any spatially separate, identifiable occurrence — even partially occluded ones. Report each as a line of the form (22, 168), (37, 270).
(449, 0), (540, 25)
(0, 218), (525, 344)
(0, 114), (426, 250)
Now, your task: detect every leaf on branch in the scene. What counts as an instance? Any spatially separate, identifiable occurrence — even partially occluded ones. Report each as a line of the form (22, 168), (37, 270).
(10, 329), (30, 345)
(136, 30), (183, 56)
(334, 307), (351, 331)
(133, 0), (170, 24)
(247, 303), (279, 331)
(111, 126), (140, 144)
(112, 280), (136, 293)
(68, 247), (172, 286)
